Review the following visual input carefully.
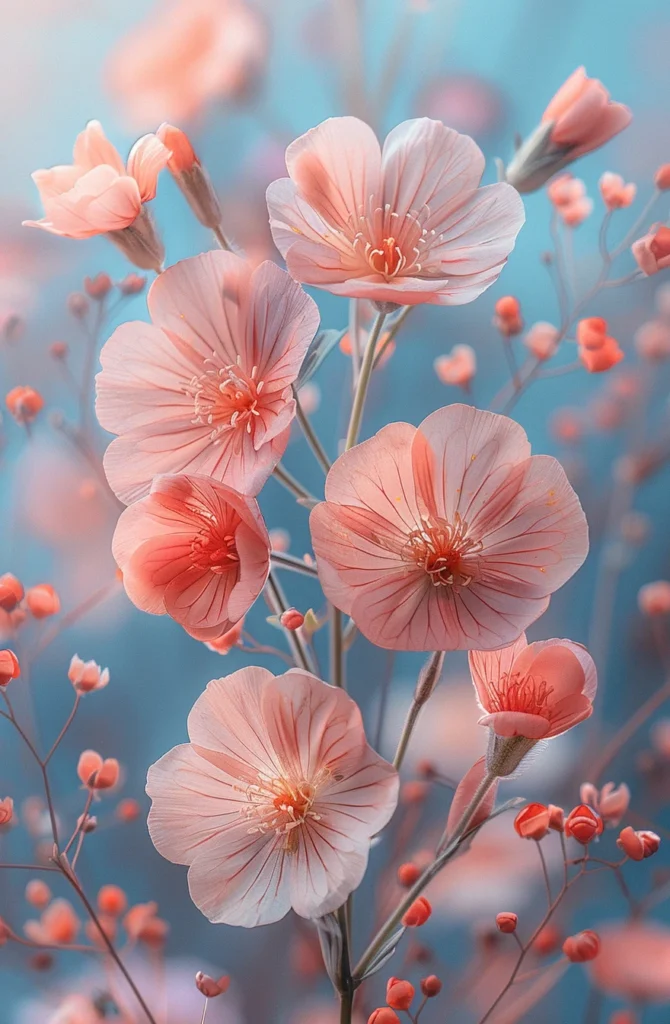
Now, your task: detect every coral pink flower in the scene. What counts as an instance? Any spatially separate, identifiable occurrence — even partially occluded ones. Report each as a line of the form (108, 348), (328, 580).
(112, 474), (270, 642)
(107, 0), (268, 128)
(434, 345), (476, 389)
(23, 121), (168, 271)
(205, 619), (245, 655)
(96, 251), (319, 503)
(470, 633), (596, 740)
(506, 69), (631, 194)
(24, 899), (80, 945)
(579, 781), (630, 828)
(310, 405), (588, 651)
(68, 655), (110, 694)
(632, 225), (670, 276)
(267, 117), (524, 306)
(590, 923), (670, 1002)
(599, 172), (636, 210)
(146, 667), (398, 926)
(524, 322), (560, 362)
(635, 320), (670, 361)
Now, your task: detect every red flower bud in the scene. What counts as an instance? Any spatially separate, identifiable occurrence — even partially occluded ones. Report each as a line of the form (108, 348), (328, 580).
(514, 803), (550, 840)
(25, 584), (60, 619)
(368, 1011), (401, 1024)
(496, 912), (518, 934)
(116, 798), (141, 823)
(280, 608), (305, 630)
(397, 862), (421, 887)
(564, 804), (604, 845)
(562, 929), (600, 962)
(420, 975), (442, 997)
(617, 825), (661, 861)
(98, 885), (128, 916)
(6, 386), (44, 424)
(195, 972), (230, 998)
(548, 804), (565, 831)
(386, 977), (415, 1011)
(0, 649), (20, 687)
(402, 896), (432, 928)
(0, 573), (23, 611)
(400, 781), (428, 804)
(25, 879), (51, 909)
(84, 273), (113, 299)
(118, 273), (147, 296)
(655, 164), (670, 191)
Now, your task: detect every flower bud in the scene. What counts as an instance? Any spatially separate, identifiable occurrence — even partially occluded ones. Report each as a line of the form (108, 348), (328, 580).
(579, 782), (630, 828)
(368, 1011), (401, 1024)
(402, 896), (431, 927)
(564, 804), (603, 844)
(562, 929), (600, 962)
(116, 798), (141, 823)
(98, 885), (128, 916)
(67, 292), (89, 317)
(25, 880), (51, 909)
(157, 124), (223, 231)
(397, 862), (421, 888)
(420, 975), (442, 998)
(634, 320), (670, 362)
(514, 803), (550, 840)
(495, 912), (518, 934)
(0, 797), (14, 827)
(599, 172), (636, 210)
(654, 164), (670, 191)
(280, 608), (305, 630)
(548, 804), (565, 831)
(84, 273), (113, 299)
(638, 580), (670, 616)
(609, 1012), (638, 1024)
(632, 225), (670, 277)
(524, 322), (560, 361)
(50, 341), (69, 360)
(118, 273), (147, 296)
(77, 750), (103, 787)
(616, 825), (660, 861)
(533, 924), (561, 955)
(25, 584), (60, 619)
(6, 386), (44, 424)
(0, 649), (20, 687)
(400, 781), (428, 805)
(434, 344), (476, 389)
(0, 573), (23, 611)
(386, 977), (415, 1011)
(94, 759), (120, 790)
(68, 655), (110, 694)
(576, 317), (607, 349)
(494, 296), (523, 336)
(580, 337), (624, 373)
(77, 813), (97, 833)
(195, 972), (230, 998)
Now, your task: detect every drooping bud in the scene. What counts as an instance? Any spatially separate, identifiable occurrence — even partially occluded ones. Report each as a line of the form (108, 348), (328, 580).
(0, 649), (20, 687)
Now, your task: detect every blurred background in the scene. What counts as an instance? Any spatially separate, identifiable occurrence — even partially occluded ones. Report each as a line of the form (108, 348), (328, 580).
(2, 0), (670, 1021)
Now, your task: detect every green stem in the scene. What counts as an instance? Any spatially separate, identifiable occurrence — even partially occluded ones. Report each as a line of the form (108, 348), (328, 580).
(273, 463), (317, 505)
(393, 651), (445, 771)
(345, 311), (386, 451)
(372, 305), (412, 370)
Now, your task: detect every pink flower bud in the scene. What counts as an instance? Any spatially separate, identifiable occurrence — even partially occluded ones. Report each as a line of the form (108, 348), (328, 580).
(654, 164), (670, 191)
(420, 975), (442, 997)
(634, 320), (670, 361)
(496, 912), (518, 934)
(25, 584), (60, 619)
(67, 292), (89, 318)
(157, 123), (223, 230)
(617, 825), (661, 861)
(84, 273), (113, 299)
(25, 880), (51, 909)
(368, 1011), (401, 1024)
(386, 977), (415, 1010)
(638, 580), (670, 615)
(195, 972), (230, 998)
(599, 172), (636, 210)
(280, 608), (305, 630)
(563, 929), (600, 962)
(632, 225), (670, 276)
(0, 573), (23, 611)
(68, 655), (110, 694)
(118, 273), (147, 296)
(564, 804), (604, 844)
(434, 344), (476, 388)
(50, 341), (69, 360)
(98, 885), (128, 916)
(6, 386), (44, 424)
(514, 803), (550, 840)
(524, 321), (560, 361)
(0, 649), (20, 686)
(0, 797), (14, 827)
(402, 897), (431, 928)
(548, 804), (565, 831)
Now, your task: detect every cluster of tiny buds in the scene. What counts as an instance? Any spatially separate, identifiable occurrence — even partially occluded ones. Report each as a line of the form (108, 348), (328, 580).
(0, 573), (60, 622)
(367, 973), (443, 1022)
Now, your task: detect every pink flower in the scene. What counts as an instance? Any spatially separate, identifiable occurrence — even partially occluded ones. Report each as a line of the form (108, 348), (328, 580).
(112, 474), (270, 642)
(579, 781), (630, 828)
(310, 405), (588, 651)
(599, 172), (636, 210)
(68, 655), (110, 694)
(267, 117), (524, 306)
(469, 633), (596, 739)
(146, 666), (398, 926)
(524, 322), (560, 362)
(434, 345), (476, 389)
(632, 225), (670, 276)
(506, 69), (631, 194)
(590, 923), (670, 1003)
(205, 619), (245, 654)
(96, 251), (319, 503)
(23, 121), (169, 271)
(106, 0), (268, 128)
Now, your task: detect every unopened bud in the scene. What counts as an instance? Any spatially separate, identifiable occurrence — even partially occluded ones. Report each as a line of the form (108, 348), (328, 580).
(617, 825), (661, 861)
(0, 573), (23, 611)
(563, 929), (600, 962)
(118, 273), (147, 296)
(0, 649), (20, 687)
(397, 862), (421, 888)
(84, 273), (113, 299)
(564, 804), (603, 845)
(420, 975), (442, 998)
(496, 912), (518, 934)
(386, 977), (415, 1011)
(514, 803), (550, 840)
(157, 124), (223, 231)
(67, 292), (89, 318)
(195, 972), (230, 998)
(280, 608), (305, 630)
(402, 896), (431, 928)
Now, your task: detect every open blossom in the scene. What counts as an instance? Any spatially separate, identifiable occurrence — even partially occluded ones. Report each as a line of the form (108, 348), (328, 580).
(524, 322), (560, 361)
(68, 655), (110, 694)
(469, 633), (596, 740)
(506, 68), (631, 194)
(24, 899), (80, 945)
(632, 225), (670, 276)
(310, 404), (588, 651)
(96, 251), (319, 503)
(146, 667), (398, 926)
(23, 121), (169, 271)
(267, 116), (524, 306)
(112, 474), (270, 642)
(599, 173), (636, 210)
(579, 782), (630, 828)
(106, 0), (268, 128)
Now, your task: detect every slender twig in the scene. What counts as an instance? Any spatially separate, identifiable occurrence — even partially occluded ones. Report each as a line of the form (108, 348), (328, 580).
(293, 387), (331, 474)
(589, 678), (670, 781)
(535, 840), (552, 906)
(273, 463), (317, 504)
(345, 312), (386, 451)
(270, 552), (319, 578)
(44, 694), (81, 766)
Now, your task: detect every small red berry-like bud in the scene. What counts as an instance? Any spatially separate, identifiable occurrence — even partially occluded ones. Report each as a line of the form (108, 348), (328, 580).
(514, 803), (550, 840)
(655, 164), (670, 191)
(638, 580), (670, 616)
(576, 317), (608, 349)
(84, 273), (113, 299)
(6, 386), (44, 424)
(496, 912), (518, 934)
(25, 584), (60, 619)
(562, 930), (600, 962)
(495, 296), (521, 319)
(280, 608), (305, 630)
(94, 759), (120, 790)
(25, 879), (51, 909)
(0, 649), (20, 686)
(402, 896), (432, 928)
(617, 825), (661, 861)
(0, 797), (14, 827)
(49, 341), (69, 360)
(416, 759), (436, 779)
(98, 885), (128, 916)
(397, 862), (421, 888)
(0, 573), (23, 611)
(400, 781), (428, 805)
(564, 804), (604, 845)
(533, 924), (561, 955)
(386, 977), (415, 1011)
(116, 798), (141, 822)
(368, 1011), (401, 1024)
(420, 975), (442, 997)
(195, 972), (230, 998)
(77, 750), (103, 786)
(77, 813), (97, 833)
(548, 804), (565, 831)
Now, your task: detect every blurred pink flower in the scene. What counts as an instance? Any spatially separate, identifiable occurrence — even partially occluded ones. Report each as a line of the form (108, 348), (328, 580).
(599, 172), (636, 210)
(579, 781), (630, 828)
(542, 69), (632, 158)
(23, 121), (168, 271)
(469, 633), (597, 739)
(434, 344), (476, 389)
(146, 667), (398, 926)
(632, 225), (670, 276)
(310, 404), (588, 651)
(112, 474), (270, 642)
(416, 74), (504, 138)
(106, 0), (268, 128)
(267, 116), (524, 306)
(590, 922), (670, 1002)
(96, 251), (319, 503)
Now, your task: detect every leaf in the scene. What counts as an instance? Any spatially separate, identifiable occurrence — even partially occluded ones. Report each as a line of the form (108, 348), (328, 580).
(314, 912), (343, 989)
(358, 926), (406, 981)
(296, 330), (346, 388)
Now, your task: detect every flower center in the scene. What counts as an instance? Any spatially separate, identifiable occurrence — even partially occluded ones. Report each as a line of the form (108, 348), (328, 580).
(405, 514), (483, 587)
(187, 356), (265, 444)
(351, 201), (443, 280)
(190, 525), (239, 574)
(241, 769), (331, 853)
(487, 672), (554, 718)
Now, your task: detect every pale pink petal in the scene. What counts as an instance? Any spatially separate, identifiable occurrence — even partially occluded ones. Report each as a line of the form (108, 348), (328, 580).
(478, 710), (551, 738)
(73, 120), (126, 174)
(245, 260), (320, 387)
(468, 634), (529, 712)
(445, 756), (498, 838)
(126, 133), (171, 201)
